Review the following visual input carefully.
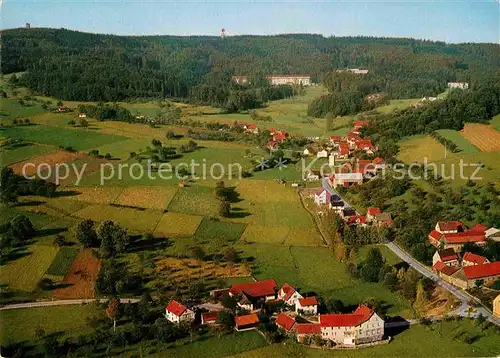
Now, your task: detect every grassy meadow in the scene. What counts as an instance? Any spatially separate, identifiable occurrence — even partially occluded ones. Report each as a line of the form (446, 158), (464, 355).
(435, 129), (479, 153)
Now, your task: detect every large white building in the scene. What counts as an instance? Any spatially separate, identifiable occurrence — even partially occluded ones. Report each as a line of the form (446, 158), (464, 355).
(265, 75), (311, 86)
(447, 82), (469, 89)
(319, 305), (384, 346)
(336, 68), (369, 75)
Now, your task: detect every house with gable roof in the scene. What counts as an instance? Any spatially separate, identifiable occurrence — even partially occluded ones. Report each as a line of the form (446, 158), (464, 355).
(429, 222), (487, 251)
(295, 323), (322, 343)
(432, 248), (460, 267)
(275, 313), (296, 334)
(462, 252), (489, 266)
(165, 300), (195, 324)
(314, 188), (331, 206)
(319, 305), (384, 346)
(229, 279), (278, 310)
(295, 296), (319, 315)
(277, 282), (303, 306)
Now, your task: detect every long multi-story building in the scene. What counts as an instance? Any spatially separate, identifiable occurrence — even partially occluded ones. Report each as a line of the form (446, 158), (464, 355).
(264, 74), (311, 86)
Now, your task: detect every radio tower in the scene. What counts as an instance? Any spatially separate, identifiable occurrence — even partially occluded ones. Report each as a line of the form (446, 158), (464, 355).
(221, 28), (226, 39)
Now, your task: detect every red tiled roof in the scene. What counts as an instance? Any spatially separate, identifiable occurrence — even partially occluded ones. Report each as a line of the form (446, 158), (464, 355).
(347, 133), (361, 141)
(267, 141), (277, 148)
(295, 323), (321, 334)
(356, 139), (374, 150)
(276, 313), (296, 331)
(433, 261), (460, 276)
(201, 311), (219, 323)
(348, 215), (366, 225)
(166, 300), (187, 317)
(373, 157), (385, 165)
(462, 252), (488, 265)
(246, 124), (257, 129)
(469, 223), (487, 233)
(437, 248), (458, 262)
(429, 229), (442, 241)
(354, 120), (370, 128)
(367, 207), (381, 216)
(437, 221), (461, 232)
(442, 231), (485, 244)
(319, 305), (373, 327)
(230, 279), (278, 298)
(463, 262), (500, 280)
(235, 313), (259, 327)
(298, 296), (319, 306)
(279, 283), (296, 301)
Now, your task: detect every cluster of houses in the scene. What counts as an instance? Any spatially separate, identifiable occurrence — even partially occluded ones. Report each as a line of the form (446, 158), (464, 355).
(429, 221), (500, 289)
(164, 279), (385, 347)
(267, 128), (289, 150)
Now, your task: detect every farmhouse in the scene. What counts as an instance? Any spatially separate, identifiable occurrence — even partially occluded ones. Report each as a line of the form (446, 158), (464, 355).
(314, 189), (331, 205)
(319, 305), (384, 346)
(337, 142), (350, 159)
(265, 74), (311, 86)
(229, 279), (278, 310)
(201, 311), (219, 325)
(342, 207), (357, 219)
(305, 169), (321, 181)
(78, 112), (87, 118)
(432, 261), (467, 289)
(463, 262), (500, 287)
(330, 135), (342, 144)
(243, 123), (259, 134)
(57, 106), (68, 112)
(428, 222), (487, 251)
(447, 82), (469, 89)
(353, 120), (369, 135)
(235, 313), (260, 331)
(271, 129), (288, 142)
(462, 252), (489, 266)
(366, 207), (381, 222)
(328, 173), (363, 188)
(432, 248), (460, 267)
(295, 296), (319, 315)
(295, 323), (321, 343)
(275, 313), (296, 333)
(348, 215), (367, 227)
(277, 282), (303, 306)
(165, 300), (195, 324)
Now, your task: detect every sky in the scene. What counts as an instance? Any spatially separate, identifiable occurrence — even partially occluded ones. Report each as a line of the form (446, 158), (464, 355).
(2, 0), (499, 43)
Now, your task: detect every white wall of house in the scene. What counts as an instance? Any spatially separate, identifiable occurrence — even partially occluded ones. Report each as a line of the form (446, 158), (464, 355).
(295, 302), (318, 315)
(320, 313), (384, 346)
(165, 309), (195, 324)
(316, 150), (328, 158)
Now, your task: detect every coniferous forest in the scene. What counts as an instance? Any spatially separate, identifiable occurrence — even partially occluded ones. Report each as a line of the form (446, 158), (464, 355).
(2, 27), (500, 103)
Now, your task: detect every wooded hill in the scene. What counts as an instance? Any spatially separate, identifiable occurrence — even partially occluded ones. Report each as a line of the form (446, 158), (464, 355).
(2, 27), (500, 101)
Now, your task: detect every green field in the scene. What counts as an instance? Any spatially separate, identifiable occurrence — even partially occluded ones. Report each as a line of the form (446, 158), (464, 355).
(45, 246), (79, 276)
(0, 304), (102, 344)
(376, 98), (420, 113)
(435, 129), (479, 153)
(490, 113), (500, 131)
(192, 217), (247, 251)
(0, 142), (56, 166)
(0, 125), (128, 151)
(167, 185), (220, 216)
(0, 98), (47, 122)
(230, 320), (500, 357)
(398, 135), (446, 163)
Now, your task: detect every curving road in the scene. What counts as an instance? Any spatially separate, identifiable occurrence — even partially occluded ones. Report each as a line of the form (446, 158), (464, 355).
(0, 298), (140, 311)
(321, 176), (500, 326)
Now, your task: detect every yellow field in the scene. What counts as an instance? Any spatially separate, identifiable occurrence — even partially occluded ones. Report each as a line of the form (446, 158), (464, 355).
(62, 187), (124, 205)
(398, 135), (446, 163)
(235, 180), (298, 203)
(113, 186), (178, 210)
(0, 244), (59, 292)
(72, 204), (163, 233)
(153, 212), (203, 237)
(239, 225), (289, 244)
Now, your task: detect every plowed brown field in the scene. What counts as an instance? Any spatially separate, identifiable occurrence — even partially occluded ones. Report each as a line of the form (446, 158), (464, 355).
(460, 124), (500, 152)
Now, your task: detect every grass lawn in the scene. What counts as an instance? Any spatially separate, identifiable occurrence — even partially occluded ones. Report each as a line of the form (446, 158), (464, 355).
(0, 206), (57, 229)
(154, 212), (203, 237)
(167, 185), (219, 216)
(0, 304), (102, 345)
(0, 98), (47, 122)
(376, 98), (420, 113)
(0, 124), (128, 151)
(231, 320), (500, 357)
(490, 113), (500, 131)
(160, 331), (268, 358)
(0, 143), (55, 166)
(72, 204), (163, 234)
(113, 186), (179, 210)
(398, 135), (446, 163)
(285, 228), (324, 246)
(192, 217), (247, 252)
(357, 245), (403, 266)
(435, 129), (479, 153)
(0, 244), (59, 291)
(239, 225), (289, 245)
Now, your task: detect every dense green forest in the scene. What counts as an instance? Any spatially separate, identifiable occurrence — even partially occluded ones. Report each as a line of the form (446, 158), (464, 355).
(2, 27), (499, 102)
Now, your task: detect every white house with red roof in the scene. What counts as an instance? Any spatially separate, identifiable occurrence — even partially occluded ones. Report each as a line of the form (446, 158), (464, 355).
(462, 262), (500, 287)
(314, 188), (331, 206)
(165, 300), (195, 324)
(353, 120), (370, 135)
(277, 283), (303, 306)
(201, 311), (219, 325)
(328, 173), (364, 188)
(295, 296), (319, 315)
(432, 248), (460, 267)
(275, 313), (296, 333)
(366, 207), (381, 222)
(319, 305), (384, 346)
(243, 123), (259, 134)
(462, 252), (489, 266)
(78, 112), (87, 118)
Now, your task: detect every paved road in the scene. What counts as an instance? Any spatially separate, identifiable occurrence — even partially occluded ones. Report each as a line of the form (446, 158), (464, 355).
(385, 242), (500, 326)
(321, 177), (358, 213)
(0, 298), (140, 311)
